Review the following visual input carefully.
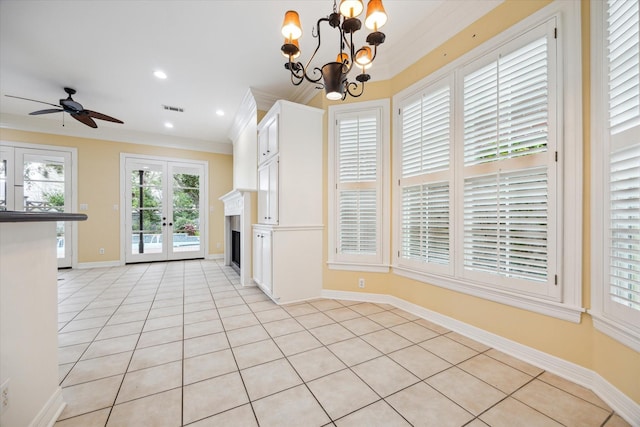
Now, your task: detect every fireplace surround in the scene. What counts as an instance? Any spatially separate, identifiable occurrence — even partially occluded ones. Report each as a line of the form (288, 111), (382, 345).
(219, 189), (255, 286)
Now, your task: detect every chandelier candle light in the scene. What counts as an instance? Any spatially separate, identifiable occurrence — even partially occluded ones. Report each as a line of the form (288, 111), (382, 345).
(280, 0), (388, 101)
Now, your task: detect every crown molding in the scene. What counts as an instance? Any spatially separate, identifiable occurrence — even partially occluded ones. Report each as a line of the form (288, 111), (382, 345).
(228, 88), (258, 143)
(289, 82), (320, 105)
(250, 88), (280, 112)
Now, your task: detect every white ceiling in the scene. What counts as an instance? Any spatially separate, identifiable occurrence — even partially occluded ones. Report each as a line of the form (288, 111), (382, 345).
(0, 0), (502, 152)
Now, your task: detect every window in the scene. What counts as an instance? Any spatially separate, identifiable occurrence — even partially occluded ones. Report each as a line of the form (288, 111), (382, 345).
(329, 100), (389, 271)
(399, 78), (453, 276)
(459, 21), (559, 298)
(394, 1), (582, 321)
(591, 0), (640, 351)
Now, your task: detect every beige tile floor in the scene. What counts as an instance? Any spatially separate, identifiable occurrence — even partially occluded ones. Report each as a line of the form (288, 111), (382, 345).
(53, 260), (630, 427)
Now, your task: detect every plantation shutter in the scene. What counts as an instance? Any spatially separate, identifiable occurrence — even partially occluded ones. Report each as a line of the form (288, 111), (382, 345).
(399, 82), (451, 269)
(462, 21), (555, 292)
(336, 112), (379, 257)
(463, 168), (549, 282)
(401, 182), (449, 264)
(608, 0), (640, 134)
(402, 87), (450, 177)
(606, 0), (640, 315)
(464, 37), (549, 166)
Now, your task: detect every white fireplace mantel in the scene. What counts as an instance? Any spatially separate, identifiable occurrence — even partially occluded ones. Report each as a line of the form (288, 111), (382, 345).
(219, 189), (255, 286)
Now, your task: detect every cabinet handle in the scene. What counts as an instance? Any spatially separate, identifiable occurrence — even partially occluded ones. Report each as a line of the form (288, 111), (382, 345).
(267, 150), (270, 153)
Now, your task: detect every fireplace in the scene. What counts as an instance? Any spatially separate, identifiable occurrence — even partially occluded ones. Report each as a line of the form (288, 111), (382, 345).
(219, 189), (255, 286)
(231, 215), (241, 271)
(231, 231), (241, 268)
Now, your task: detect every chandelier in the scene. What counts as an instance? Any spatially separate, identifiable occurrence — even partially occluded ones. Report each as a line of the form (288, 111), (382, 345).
(280, 0), (388, 101)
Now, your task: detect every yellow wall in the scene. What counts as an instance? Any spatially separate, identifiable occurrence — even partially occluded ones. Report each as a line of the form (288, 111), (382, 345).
(318, 0), (640, 403)
(0, 128), (233, 264)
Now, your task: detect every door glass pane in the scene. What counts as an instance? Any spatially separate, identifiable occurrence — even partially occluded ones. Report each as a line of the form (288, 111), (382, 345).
(130, 168), (164, 255)
(23, 158), (66, 258)
(172, 172), (200, 253)
(0, 158), (7, 211)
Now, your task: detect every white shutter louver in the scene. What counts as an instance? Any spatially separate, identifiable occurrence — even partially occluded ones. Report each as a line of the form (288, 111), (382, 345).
(339, 189), (377, 255)
(402, 87), (450, 178)
(464, 62), (499, 165)
(609, 144), (640, 310)
(464, 37), (548, 166)
(335, 112), (380, 259)
(464, 168), (548, 282)
(401, 182), (449, 264)
(608, 0), (640, 134)
(339, 116), (377, 183)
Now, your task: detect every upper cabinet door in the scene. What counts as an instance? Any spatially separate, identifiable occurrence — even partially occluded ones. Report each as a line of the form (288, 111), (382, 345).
(258, 114), (279, 165)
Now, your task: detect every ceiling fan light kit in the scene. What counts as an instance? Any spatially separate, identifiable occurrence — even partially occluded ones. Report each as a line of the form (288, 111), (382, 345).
(5, 87), (123, 129)
(280, 0), (387, 101)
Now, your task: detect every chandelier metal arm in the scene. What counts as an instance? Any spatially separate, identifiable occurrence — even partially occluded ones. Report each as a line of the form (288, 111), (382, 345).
(344, 79), (365, 99)
(286, 16), (334, 85)
(303, 17), (331, 80)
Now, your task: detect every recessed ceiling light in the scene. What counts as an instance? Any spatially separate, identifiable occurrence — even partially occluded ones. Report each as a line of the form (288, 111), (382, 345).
(164, 122), (174, 128)
(154, 70), (167, 79)
(216, 110), (225, 117)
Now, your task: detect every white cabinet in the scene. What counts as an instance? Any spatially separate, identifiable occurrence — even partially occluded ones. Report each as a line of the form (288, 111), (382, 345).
(258, 114), (278, 164)
(257, 158), (278, 225)
(253, 100), (324, 303)
(253, 224), (321, 303)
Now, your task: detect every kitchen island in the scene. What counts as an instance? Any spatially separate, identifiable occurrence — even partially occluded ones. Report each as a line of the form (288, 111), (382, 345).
(0, 211), (87, 427)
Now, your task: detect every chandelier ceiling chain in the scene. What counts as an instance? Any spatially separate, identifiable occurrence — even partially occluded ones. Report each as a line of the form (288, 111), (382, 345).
(280, 0), (388, 101)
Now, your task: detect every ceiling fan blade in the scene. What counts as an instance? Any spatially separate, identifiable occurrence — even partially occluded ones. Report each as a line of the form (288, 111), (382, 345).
(85, 110), (123, 124)
(5, 94), (60, 108)
(71, 112), (97, 128)
(29, 108), (64, 115)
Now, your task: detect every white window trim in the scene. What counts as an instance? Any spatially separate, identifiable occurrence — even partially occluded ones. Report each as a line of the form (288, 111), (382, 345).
(589, 0), (640, 352)
(392, 0), (584, 322)
(328, 99), (390, 272)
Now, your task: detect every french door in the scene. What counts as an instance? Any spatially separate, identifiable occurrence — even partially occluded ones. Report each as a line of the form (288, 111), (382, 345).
(124, 156), (206, 263)
(0, 144), (74, 268)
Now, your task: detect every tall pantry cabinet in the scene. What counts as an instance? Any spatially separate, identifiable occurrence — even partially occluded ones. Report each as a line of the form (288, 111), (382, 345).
(253, 100), (324, 303)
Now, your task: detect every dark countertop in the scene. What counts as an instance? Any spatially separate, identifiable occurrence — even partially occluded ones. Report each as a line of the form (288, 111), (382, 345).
(0, 211), (88, 223)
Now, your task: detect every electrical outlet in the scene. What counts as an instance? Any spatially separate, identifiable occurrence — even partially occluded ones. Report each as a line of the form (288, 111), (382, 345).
(358, 278), (365, 288)
(99, 248), (105, 255)
(1, 379), (9, 414)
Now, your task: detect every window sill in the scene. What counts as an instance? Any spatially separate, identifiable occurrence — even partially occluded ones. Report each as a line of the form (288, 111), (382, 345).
(328, 261), (390, 273)
(393, 265), (585, 323)
(589, 311), (640, 353)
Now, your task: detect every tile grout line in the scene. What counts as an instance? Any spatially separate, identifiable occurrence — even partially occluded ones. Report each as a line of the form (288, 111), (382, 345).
(55, 260), (624, 427)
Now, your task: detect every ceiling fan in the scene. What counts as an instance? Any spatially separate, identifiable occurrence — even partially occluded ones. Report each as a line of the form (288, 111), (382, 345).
(5, 87), (123, 128)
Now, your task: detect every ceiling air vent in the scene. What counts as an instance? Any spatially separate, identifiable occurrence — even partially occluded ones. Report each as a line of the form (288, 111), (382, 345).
(162, 105), (184, 113)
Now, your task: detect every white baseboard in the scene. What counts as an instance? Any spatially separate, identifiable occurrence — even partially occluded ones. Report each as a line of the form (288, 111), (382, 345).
(76, 260), (122, 269)
(77, 255), (223, 269)
(322, 289), (640, 425)
(29, 386), (65, 427)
